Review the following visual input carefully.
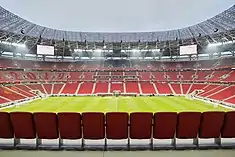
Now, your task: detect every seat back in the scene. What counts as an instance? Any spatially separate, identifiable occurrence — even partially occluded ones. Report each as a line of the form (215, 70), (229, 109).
(0, 112), (13, 138)
(106, 112), (128, 139)
(82, 112), (105, 139)
(176, 112), (201, 139)
(221, 111), (235, 138)
(34, 112), (58, 139)
(130, 112), (152, 139)
(58, 112), (81, 139)
(199, 112), (225, 138)
(153, 112), (177, 139)
(10, 112), (35, 139)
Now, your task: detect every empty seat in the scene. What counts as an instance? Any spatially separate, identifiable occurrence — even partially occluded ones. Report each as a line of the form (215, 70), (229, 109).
(58, 112), (81, 139)
(130, 112), (153, 139)
(153, 112), (177, 139)
(199, 112), (225, 138)
(0, 112), (13, 138)
(176, 112), (201, 139)
(34, 112), (58, 139)
(82, 112), (105, 139)
(10, 112), (35, 139)
(106, 112), (128, 139)
(221, 111), (235, 138)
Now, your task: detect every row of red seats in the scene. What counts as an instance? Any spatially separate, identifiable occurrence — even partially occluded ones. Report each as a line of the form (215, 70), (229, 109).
(0, 111), (235, 149)
(1, 58), (234, 70)
(1, 70), (235, 83)
(1, 83), (235, 105)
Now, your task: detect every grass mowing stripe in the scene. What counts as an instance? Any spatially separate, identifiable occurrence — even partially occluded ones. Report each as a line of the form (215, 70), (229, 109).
(2, 96), (230, 113)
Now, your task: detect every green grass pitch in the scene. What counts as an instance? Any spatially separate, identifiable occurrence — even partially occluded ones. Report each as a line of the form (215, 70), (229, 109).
(2, 96), (230, 113)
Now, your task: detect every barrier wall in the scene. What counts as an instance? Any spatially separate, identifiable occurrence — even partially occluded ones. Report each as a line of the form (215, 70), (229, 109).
(0, 111), (235, 150)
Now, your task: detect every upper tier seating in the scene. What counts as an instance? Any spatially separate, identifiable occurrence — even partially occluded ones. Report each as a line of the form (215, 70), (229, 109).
(207, 70), (231, 82)
(194, 71), (212, 81)
(181, 71), (194, 81)
(222, 71), (235, 82)
(139, 72), (151, 80)
(166, 72), (180, 81)
(152, 72), (166, 81)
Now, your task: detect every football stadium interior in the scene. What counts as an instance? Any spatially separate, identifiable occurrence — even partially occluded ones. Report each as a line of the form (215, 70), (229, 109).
(0, 2), (235, 156)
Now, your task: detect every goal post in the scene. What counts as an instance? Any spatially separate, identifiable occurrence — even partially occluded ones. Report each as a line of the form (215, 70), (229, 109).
(113, 90), (121, 97)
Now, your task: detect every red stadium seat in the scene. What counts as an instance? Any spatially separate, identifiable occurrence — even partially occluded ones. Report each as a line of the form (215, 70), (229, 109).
(10, 112), (35, 139)
(199, 112), (225, 138)
(130, 112), (152, 139)
(34, 112), (58, 139)
(82, 112), (105, 139)
(176, 112), (201, 139)
(106, 112), (128, 139)
(221, 111), (235, 138)
(58, 112), (81, 139)
(0, 112), (13, 138)
(153, 112), (177, 139)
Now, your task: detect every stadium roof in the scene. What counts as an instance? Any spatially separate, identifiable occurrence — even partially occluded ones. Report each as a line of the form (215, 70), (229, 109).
(0, 4), (235, 58)
(0, 5), (235, 42)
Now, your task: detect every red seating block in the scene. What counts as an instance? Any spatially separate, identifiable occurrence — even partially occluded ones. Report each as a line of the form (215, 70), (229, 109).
(153, 112), (177, 139)
(199, 112), (225, 138)
(106, 112), (128, 139)
(82, 112), (105, 139)
(58, 112), (82, 139)
(176, 112), (201, 139)
(10, 112), (35, 139)
(34, 112), (58, 139)
(0, 112), (13, 138)
(221, 111), (235, 138)
(130, 112), (153, 139)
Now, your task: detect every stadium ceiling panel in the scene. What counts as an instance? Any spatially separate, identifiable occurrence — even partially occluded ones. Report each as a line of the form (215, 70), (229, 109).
(0, 5), (235, 42)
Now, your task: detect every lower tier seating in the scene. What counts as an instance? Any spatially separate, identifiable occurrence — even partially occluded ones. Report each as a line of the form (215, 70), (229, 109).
(94, 82), (109, 94)
(181, 84), (191, 94)
(43, 84), (52, 94)
(110, 82), (124, 93)
(170, 84), (181, 94)
(0, 87), (25, 101)
(140, 82), (155, 94)
(1, 82), (235, 105)
(61, 82), (79, 94)
(78, 82), (93, 94)
(126, 82), (140, 93)
(53, 84), (64, 94)
(0, 97), (9, 104)
(155, 83), (172, 94)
